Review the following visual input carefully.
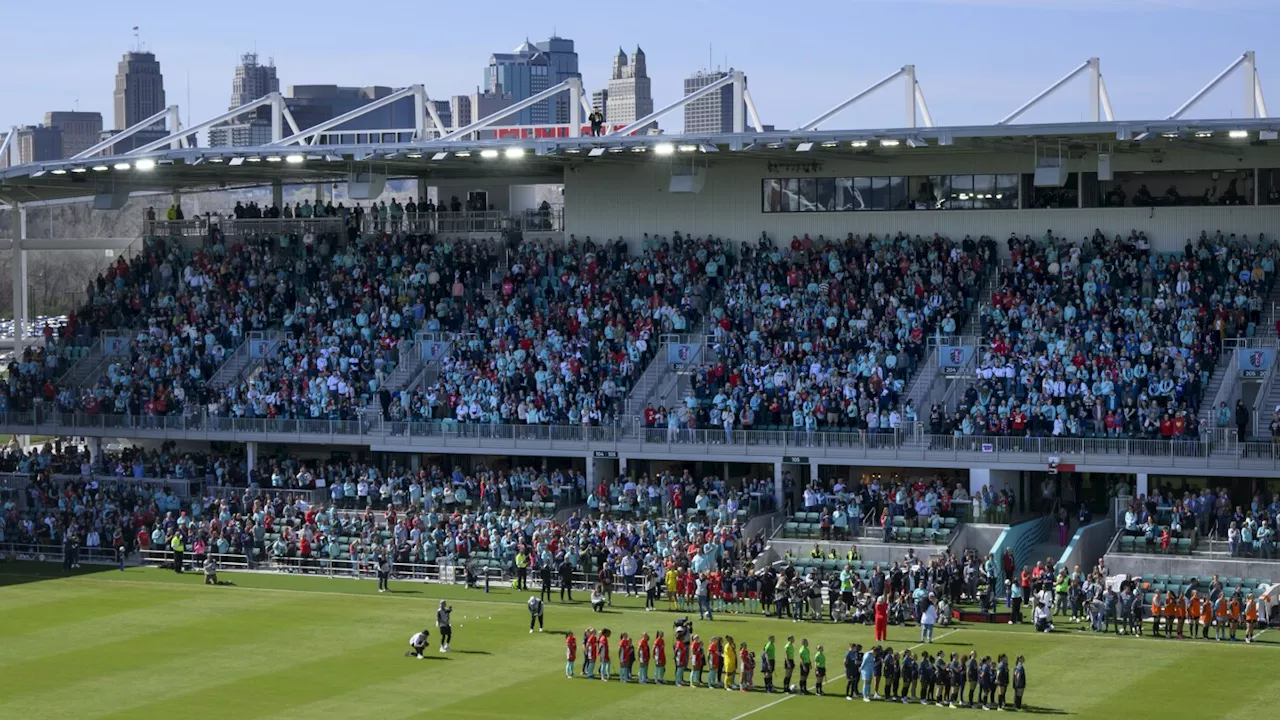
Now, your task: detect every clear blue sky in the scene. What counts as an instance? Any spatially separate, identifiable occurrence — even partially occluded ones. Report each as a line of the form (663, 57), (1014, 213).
(3, 0), (1277, 133)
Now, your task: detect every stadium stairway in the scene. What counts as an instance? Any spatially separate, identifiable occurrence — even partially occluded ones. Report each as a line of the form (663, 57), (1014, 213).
(208, 338), (258, 387)
(1197, 357), (1235, 433)
(59, 338), (105, 388)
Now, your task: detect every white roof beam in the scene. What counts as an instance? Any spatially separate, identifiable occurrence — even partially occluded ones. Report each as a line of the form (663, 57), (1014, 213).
(128, 93), (284, 155)
(1166, 51), (1257, 120)
(71, 105), (177, 160)
(798, 66), (929, 132)
(742, 87), (765, 133)
(612, 72), (735, 137)
(0, 126), (15, 168)
(438, 79), (575, 142)
(998, 58), (1105, 125)
(269, 86), (418, 147)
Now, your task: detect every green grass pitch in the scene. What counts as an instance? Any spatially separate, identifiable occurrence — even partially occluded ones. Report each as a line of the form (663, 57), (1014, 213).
(0, 562), (1275, 719)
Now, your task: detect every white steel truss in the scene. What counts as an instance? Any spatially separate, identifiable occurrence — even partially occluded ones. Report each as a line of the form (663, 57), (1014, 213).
(439, 78), (585, 141)
(128, 92), (302, 155)
(798, 65), (934, 132)
(998, 57), (1115, 124)
(612, 70), (761, 137)
(0, 126), (15, 168)
(71, 105), (184, 160)
(1166, 50), (1267, 120)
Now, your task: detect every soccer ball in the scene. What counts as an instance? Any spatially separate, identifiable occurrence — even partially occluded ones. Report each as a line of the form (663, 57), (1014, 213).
(37, 554), (46, 562)
(790, 684), (798, 692)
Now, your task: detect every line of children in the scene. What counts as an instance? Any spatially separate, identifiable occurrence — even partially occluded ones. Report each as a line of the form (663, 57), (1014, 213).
(566, 629), (1031, 710)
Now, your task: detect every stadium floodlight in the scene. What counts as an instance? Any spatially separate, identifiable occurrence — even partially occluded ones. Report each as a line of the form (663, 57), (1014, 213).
(480, 148), (500, 159)
(654, 142), (675, 155)
(630, 146), (647, 153)
(1161, 132), (1180, 139)
(677, 144), (699, 153)
(850, 140), (869, 148)
(1228, 130), (1249, 139)
(113, 162), (131, 170)
(228, 157), (245, 166)
(588, 147), (607, 157)
(92, 164), (109, 171)
(504, 147), (525, 159)
(246, 156), (262, 162)
(71, 167), (88, 173)
(266, 156), (283, 162)
(51, 168), (67, 175)
(766, 142), (785, 149)
(795, 142), (815, 152)
(134, 158), (157, 171)
(821, 141), (839, 148)
(406, 152), (423, 159)
(879, 139), (901, 147)
(209, 157), (225, 163)
(285, 154), (305, 164)
(455, 151), (472, 158)
(1195, 131), (1213, 138)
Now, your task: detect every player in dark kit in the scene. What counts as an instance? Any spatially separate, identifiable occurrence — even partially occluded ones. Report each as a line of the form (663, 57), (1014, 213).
(436, 600), (453, 652)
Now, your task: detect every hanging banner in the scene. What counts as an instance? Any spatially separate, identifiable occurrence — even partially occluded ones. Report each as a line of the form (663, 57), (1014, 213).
(1239, 347), (1275, 379)
(103, 336), (130, 356)
(668, 343), (702, 367)
(249, 338), (274, 358)
(938, 346), (973, 376)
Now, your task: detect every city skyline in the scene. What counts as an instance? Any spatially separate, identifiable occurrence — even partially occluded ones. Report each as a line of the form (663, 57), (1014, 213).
(2, 1), (1279, 139)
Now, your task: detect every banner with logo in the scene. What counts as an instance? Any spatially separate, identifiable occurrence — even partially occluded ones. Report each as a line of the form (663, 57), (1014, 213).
(668, 343), (702, 366)
(249, 338), (274, 358)
(1239, 347), (1275, 379)
(938, 345), (973, 375)
(103, 336), (130, 356)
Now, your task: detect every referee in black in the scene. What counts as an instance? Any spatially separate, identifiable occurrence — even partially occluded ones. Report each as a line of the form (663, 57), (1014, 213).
(539, 561), (554, 603)
(377, 553), (392, 593)
(436, 600), (453, 652)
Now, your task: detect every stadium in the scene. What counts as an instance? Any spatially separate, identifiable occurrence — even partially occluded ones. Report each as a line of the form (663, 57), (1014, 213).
(2, 43), (1279, 719)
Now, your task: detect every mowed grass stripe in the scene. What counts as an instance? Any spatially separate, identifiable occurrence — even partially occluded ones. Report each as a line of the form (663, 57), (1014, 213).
(0, 587), (192, 640)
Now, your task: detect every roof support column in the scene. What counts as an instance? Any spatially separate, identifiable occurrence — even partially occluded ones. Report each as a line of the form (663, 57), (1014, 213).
(10, 204), (28, 351)
(568, 77), (583, 138)
(1244, 51), (1258, 119)
(905, 64), (918, 127)
(731, 71), (746, 134)
(1089, 57), (1101, 122)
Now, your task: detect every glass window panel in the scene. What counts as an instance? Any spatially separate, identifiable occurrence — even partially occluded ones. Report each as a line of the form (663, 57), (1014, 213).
(835, 178), (856, 211)
(888, 176), (907, 210)
(853, 177), (871, 211)
(870, 177), (890, 210)
(816, 178), (836, 211)
(995, 174), (1019, 209)
(783, 179), (799, 212)
(973, 174), (996, 209)
(762, 179), (779, 213)
(798, 178), (818, 212)
(909, 176), (935, 209)
(949, 175), (973, 210)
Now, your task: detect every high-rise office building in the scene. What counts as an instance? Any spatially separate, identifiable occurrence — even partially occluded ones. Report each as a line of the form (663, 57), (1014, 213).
(15, 125), (62, 164)
(485, 37), (579, 126)
(606, 46), (654, 130)
(683, 68), (748, 134)
(591, 89), (608, 118)
(430, 100), (452, 133)
(449, 87), (515, 132)
(111, 51), (167, 152)
(44, 111), (103, 158)
(209, 53), (281, 147)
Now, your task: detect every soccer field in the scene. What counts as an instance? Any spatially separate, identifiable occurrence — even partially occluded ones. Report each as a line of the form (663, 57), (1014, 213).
(0, 563), (1275, 719)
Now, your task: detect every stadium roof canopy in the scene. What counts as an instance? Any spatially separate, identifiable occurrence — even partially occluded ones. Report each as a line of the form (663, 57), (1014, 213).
(1, 52), (1274, 204)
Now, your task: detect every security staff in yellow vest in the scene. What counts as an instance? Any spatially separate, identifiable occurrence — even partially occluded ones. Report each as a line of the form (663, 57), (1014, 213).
(515, 549), (529, 591)
(170, 533), (185, 574)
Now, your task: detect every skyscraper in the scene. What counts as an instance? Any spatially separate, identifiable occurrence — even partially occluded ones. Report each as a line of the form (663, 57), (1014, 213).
(683, 68), (747, 134)
(606, 46), (654, 130)
(283, 85), (417, 143)
(15, 125), (62, 164)
(44, 111), (103, 158)
(485, 37), (579, 126)
(112, 50), (167, 152)
(209, 53), (281, 147)
(591, 89), (608, 119)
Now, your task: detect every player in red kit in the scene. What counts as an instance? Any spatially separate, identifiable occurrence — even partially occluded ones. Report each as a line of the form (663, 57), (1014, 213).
(673, 632), (687, 686)
(874, 595), (890, 642)
(584, 629), (597, 678)
(598, 629), (613, 681)
(691, 635), (706, 686)
(637, 632), (652, 684)
(565, 632), (577, 678)
(654, 630), (667, 684)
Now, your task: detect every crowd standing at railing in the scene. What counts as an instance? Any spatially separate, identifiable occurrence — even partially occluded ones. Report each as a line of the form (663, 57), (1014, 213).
(1119, 484), (1280, 556)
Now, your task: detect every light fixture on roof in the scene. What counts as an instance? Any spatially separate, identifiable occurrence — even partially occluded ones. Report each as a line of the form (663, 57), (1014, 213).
(265, 155), (282, 162)
(209, 157), (225, 163)
(134, 158), (156, 171)
(285, 154), (305, 164)
(879, 139), (900, 147)
(71, 167), (88, 173)
(31, 170), (47, 177)
(699, 143), (719, 153)
(324, 154), (344, 162)
(766, 142), (784, 149)
(113, 162), (131, 170)
(51, 168), (67, 175)
(820, 141), (838, 148)
(1194, 131), (1213, 138)
(677, 144), (699, 153)
(850, 140), (868, 148)
(795, 142), (815, 153)
(588, 147), (607, 157)
(1228, 130), (1249, 139)
(654, 142), (675, 155)
(608, 147), (627, 153)
(92, 164), (109, 172)
(406, 152), (423, 158)
(504, 147), (525, 159)
(565, 148), (581, 154)
(630, 146), (647, 153)
(431, 152), (449, 161)
(246, 156), (262, 162)
(1160, 132), (1180, 139)
(480, 148), (500, 159)
(905, 138), (927, 149)
(455, 151), (471, 158)
(228, 157), (245, 166)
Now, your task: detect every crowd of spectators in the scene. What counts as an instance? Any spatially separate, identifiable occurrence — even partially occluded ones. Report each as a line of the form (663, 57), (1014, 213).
(933, 230), (1276, 441)
(1120, 485), (1280, 556)
(676, 232), (995, 442)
